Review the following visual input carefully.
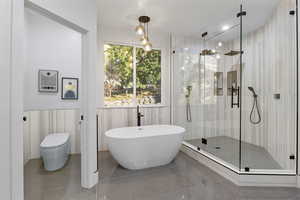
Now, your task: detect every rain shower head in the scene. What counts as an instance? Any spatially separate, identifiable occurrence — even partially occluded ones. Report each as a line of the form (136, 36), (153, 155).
(200, 49), (216, 56)
(224, 50), (241, 56)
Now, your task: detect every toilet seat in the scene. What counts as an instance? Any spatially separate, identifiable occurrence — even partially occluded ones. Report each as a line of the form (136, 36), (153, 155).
(40, 133), (69, 148)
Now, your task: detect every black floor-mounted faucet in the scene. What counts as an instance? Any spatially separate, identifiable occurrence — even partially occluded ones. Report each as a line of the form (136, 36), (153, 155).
(137, 105), (144, 126)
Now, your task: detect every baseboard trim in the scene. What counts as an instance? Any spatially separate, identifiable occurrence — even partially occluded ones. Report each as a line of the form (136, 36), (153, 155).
(181, 145), (297, 187)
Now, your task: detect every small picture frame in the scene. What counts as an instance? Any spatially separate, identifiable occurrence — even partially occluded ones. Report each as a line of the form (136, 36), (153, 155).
(61, 77), (79, 100)
(38, 70), (59, 93)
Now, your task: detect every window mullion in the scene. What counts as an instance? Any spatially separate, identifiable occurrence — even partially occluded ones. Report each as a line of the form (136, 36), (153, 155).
(133, 46), (137, 106)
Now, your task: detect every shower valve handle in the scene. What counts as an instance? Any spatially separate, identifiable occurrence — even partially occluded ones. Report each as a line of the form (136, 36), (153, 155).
(231, 86), (240, 108)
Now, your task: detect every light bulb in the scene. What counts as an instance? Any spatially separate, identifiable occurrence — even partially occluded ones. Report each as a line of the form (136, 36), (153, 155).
(222, 25), (230, 31)
(144, 42), (152, 52)
(140, 36), (149, 45)
(218, 42), (223, 47)
(135, 24), (145, 35)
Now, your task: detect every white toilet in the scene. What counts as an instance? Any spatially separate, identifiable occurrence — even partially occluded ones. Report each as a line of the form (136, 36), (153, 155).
(40, 133), (70, 171)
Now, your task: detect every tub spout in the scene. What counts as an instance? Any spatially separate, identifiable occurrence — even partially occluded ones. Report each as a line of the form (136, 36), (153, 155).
(137, 105), (144, 126)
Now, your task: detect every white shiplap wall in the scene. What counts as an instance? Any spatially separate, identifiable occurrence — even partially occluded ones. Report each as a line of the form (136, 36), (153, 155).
(97, 106), (170, 151)
(23, 107), (170, 164)
(23, 109), (81, 164)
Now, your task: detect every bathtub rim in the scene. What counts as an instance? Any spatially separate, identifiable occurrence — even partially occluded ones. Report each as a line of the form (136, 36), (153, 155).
(105, 124), (185, 139)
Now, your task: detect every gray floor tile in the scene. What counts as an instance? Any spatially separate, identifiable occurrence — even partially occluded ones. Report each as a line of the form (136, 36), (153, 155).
(25, 151), (300, 200)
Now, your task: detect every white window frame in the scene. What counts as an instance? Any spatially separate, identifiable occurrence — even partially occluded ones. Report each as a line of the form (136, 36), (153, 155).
(103, 42), (164, 108)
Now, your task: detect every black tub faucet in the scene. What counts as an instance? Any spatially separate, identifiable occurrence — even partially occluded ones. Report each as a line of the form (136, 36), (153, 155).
(137, 105), (144, 126)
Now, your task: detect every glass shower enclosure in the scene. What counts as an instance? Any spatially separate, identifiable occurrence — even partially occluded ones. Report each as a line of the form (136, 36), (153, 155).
(172, 0), (298, 174)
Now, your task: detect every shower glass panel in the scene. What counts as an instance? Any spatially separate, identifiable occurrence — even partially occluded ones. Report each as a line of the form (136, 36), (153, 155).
(241, 0), (297, 173)
(198, 23), (242, 170)
(173, 0), (297, 175)
(172, 6), (243, 170)
(172, 38), (203, 142)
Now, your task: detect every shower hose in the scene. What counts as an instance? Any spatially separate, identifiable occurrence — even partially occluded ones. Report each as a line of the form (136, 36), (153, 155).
(250, 95), (261, 124)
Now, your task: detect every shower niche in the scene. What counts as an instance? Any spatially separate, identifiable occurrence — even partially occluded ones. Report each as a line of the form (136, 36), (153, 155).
(214, 72), (223, 96)
(172, 0), (298, 186)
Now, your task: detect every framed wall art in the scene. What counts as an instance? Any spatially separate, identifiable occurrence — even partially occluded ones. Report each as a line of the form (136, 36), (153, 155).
(38, 70), (59, 93)
(61, 77), (79, 100)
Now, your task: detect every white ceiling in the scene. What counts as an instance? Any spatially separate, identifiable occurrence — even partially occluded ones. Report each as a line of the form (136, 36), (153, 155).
(98, 0), (283, 39)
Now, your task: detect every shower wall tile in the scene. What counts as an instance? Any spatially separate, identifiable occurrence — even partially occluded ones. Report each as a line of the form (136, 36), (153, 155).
(231, 0), (296, 170)
(172, 0), (297, 171)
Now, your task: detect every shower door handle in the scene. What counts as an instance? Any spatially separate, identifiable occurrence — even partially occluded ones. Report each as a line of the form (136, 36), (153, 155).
(231, 86), (240, 108)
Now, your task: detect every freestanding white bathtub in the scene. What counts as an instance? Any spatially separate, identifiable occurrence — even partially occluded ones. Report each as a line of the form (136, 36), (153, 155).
(105, 125), (185, 170)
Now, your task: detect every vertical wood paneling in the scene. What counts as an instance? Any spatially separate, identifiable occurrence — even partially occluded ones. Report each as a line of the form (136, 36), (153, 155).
(23, 109), (81, 164)
(97, 106), (170, 151)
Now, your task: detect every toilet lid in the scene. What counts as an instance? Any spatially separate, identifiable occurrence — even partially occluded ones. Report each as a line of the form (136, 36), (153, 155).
(40, 133), (69, 148)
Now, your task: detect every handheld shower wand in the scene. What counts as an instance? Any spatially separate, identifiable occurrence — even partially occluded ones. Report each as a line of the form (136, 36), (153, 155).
(185, 86), (192, 122)
(248, 87), (261, 124)
(248, 87), (257, 97)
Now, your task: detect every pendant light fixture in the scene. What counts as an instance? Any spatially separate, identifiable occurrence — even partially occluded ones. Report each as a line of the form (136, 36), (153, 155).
(135, 24), (145, 36)
(135, 16), (152, 52)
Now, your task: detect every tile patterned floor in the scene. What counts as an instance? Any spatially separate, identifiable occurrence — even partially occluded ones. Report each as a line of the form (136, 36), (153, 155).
(25, 152), (300, 200)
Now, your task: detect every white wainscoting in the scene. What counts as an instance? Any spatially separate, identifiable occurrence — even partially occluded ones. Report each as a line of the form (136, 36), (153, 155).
(97, 106), (170, 151)
(23, 107), (171, 164)
(23, 109), (81, 165)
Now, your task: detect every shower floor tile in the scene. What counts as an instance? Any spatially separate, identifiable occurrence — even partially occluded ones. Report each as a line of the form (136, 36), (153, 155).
(186, 136), (282, 170)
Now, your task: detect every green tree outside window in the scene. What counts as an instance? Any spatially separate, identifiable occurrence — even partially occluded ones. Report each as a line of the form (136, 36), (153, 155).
(104, 44), (161, 106)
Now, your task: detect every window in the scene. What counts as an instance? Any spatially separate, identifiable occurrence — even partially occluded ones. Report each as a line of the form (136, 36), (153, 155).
(104, 44), (161, 106)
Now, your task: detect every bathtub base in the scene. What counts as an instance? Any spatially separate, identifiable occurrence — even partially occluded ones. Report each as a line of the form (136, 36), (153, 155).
(105, 125), (185, 170)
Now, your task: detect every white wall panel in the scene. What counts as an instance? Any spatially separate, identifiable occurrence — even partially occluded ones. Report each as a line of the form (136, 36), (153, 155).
(97, 106), (170, 151)
(23, 109), (81, 163)
(24, 9), (82, 111)
(23, 107), (169, 161)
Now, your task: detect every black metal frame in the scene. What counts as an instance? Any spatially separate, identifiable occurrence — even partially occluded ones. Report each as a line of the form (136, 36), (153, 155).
(38, 69), (59, 93)
(61, 77), (79, 100)
(238, 3), (244, 173)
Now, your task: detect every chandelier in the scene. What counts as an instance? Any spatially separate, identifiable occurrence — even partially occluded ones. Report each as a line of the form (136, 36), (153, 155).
(135, 16), (152, 52)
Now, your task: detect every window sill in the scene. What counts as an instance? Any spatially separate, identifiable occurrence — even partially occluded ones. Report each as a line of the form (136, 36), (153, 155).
(99, 104), (168, 110)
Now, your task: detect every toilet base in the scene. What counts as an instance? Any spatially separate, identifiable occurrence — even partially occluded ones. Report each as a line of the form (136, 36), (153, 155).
(41, 140), (70, 171)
